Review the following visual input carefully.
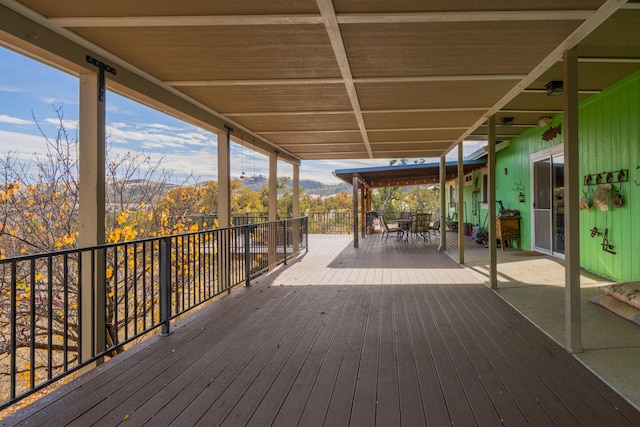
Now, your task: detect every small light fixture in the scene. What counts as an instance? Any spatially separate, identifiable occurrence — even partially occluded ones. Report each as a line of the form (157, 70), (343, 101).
(500, 117), (514, 127)
(545, 80), (563, 96)
(518, 192), (525, 203)
(538, 116), (552, 127)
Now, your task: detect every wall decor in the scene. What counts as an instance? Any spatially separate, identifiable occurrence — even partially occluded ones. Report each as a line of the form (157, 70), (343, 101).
(583, 169), (628, 186)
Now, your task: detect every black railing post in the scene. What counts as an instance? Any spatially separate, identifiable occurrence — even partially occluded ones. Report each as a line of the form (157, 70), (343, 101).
(160, 237), (171, 336)
(244, 224), (251, 286)
(305, 216), (309, 252)
(10, 261), (16, 400)
(283, 219), (288, 265)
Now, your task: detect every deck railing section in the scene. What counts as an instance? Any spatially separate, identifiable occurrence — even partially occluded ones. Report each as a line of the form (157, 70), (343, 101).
(189, 211), (354, 235)
(0, 216), (308, 409)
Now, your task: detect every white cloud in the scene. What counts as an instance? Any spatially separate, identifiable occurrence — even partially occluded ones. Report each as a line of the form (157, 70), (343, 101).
(105, 122), (213, 149)
(0, 114), (31, 125)
(0, 130), (51, 170)
(0, 84), (23, 93)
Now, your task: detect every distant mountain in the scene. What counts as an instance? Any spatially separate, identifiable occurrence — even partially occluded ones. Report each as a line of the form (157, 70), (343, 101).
(238, 175), (351, 197)
(299, 179), (351, 196)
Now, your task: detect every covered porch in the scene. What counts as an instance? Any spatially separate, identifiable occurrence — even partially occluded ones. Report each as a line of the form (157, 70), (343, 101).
(4, 235), (638, 425)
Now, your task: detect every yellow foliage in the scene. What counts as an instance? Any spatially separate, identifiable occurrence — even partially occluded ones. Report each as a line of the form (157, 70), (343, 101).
(106, 268), (113, 279)
(117, 211), (128, 225)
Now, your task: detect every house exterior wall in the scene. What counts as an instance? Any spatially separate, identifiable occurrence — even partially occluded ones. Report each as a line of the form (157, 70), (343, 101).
(495, 70), (640, 282)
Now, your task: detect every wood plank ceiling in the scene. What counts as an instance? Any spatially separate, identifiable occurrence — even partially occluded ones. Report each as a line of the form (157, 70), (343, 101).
(2, 0), (640, 162)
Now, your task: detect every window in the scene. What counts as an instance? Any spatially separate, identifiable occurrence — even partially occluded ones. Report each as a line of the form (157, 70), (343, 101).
(482, 172), (489, 205)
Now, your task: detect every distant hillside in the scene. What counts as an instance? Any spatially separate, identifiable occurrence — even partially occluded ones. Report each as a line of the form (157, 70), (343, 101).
(117, 177), (351, 200)
(238, 175), (351, 197)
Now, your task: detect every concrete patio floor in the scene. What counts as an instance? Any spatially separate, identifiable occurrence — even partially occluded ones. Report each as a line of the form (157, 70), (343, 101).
(447, 241), (640, 410)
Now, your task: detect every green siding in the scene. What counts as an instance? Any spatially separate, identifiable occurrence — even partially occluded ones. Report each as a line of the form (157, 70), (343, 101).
(496, 70), (640, 282)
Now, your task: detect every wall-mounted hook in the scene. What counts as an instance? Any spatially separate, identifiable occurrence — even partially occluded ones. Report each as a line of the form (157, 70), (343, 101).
(511, 180), (524, 192)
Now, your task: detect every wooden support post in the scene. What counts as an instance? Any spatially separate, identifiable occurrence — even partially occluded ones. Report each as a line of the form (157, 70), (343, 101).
(352, 176), (359, 248)
(268, 153), (278, 268)
(217, 129), (231, 290)
(217, 129), (231, 229)
(78, 72), (105, 362)
(439, 155), (447, 251)
(458, 143), (465, 264)
(292, 164), (300, 252)
(360, 184), (366, 238)
(564, 47), (582, 353)
(488, 116), (498, 289)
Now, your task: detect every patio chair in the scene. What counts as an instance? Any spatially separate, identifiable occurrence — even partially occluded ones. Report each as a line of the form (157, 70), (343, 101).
(429, 218), (441, 238)
(411, 213), (430, 240)
(379, 215), (401, 242)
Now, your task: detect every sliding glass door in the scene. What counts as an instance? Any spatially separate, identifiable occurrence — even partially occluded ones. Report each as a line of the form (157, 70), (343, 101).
(532, 148), (565, 256)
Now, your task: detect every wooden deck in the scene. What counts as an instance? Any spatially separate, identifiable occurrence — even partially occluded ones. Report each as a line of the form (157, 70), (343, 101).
(4, 235), (639, 426)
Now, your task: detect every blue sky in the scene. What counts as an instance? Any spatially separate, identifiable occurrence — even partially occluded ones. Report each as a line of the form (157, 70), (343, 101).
(0, 46), (480, 185)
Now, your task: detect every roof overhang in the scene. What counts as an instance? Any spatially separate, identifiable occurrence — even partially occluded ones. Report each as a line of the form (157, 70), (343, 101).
(334, 160), (486, 188)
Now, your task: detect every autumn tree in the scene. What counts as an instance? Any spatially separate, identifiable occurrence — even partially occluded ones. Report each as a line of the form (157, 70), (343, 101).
(0, 106), (207, 395)
(406, 185), (439, 213)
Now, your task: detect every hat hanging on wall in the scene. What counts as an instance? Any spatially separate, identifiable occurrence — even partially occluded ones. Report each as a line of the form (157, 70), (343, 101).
(579, 196), (591, 211)
(593, 183), (611, 211)
(612, 190), (623, 208)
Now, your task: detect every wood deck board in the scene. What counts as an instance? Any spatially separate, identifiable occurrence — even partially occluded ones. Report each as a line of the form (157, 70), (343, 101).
(422, 284), (503, 426)
(348, 285), (381, 427)
(441, 282), (557, 426)
(243, 287), (344, 426)
(374, 285), (401, 426)
(95, 286), (316, 426)
(431, 282), (530, 426)
(394, 287), (427, 427)
(166, 287), (324, 425)
(464, 282), (639, 426)
(11, 282), (277, 425)
(5, 235), (639, 427)
(403, 287), (451, 427)
(296, 287), (362, 426)
(269, 286), (354, 426)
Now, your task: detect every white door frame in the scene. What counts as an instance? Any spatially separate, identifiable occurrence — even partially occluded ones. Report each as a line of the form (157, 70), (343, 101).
(530, 144), (565, 259)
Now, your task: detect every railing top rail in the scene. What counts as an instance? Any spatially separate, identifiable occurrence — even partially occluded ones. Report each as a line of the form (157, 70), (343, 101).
(0, 216), (308, 264)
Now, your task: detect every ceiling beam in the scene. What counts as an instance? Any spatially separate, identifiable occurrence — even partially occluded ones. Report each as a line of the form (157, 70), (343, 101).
(225, 111), (353, 117)
(317, 0), (372, 158)
(258, 129), (359, 135)
(166, 74), (525, 87)
(259, 126), (468, 135)
(48, 15), (324, 27)
(499, 109), (563, 114)
(522, 88), (601, 94)
(354, 75), (526, 84)
(48, 10), (595, 28)
(226, 107), (487, 117)
(166, 78), (344, 87)
(337, 11), (595, 24)
(364, 107), (489, 113)
(578, 57), (640, 64)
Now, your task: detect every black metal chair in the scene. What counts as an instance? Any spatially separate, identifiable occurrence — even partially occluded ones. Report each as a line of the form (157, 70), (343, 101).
(379, 215), (401, 242)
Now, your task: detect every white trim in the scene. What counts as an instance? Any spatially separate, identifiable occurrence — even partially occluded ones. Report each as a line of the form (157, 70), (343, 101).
(530, 144), (565, 259)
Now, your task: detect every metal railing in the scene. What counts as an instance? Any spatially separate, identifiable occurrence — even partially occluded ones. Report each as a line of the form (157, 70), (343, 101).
(197, 211), (354, 235)
(0, 217), (308, 409)
(306, 211), (353, 234)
